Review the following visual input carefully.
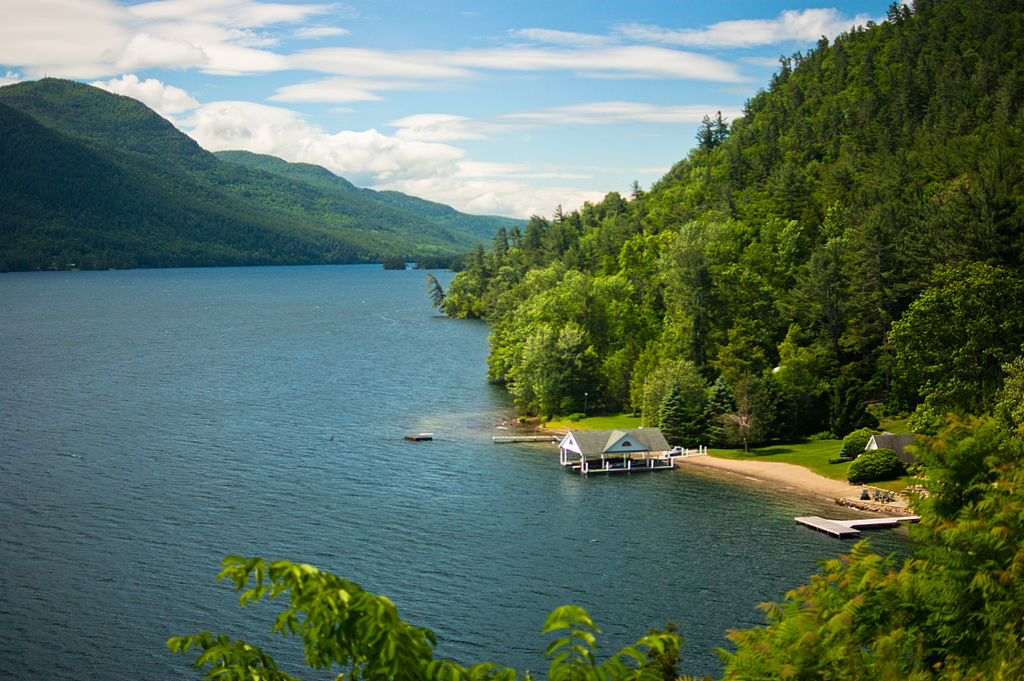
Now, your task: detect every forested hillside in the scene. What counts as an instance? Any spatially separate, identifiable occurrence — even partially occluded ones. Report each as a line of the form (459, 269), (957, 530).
(216, 151), (520, 245)
(0, 79), (517, 271)
(441, 0), (1024, 444)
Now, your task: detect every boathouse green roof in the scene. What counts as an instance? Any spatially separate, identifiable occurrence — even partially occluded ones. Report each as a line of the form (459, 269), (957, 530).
(558, 428), (670, 457)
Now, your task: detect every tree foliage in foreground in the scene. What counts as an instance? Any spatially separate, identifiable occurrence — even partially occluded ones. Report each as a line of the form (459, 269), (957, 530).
(169, 557), (686, 681)
(720, 416), (1024, 681)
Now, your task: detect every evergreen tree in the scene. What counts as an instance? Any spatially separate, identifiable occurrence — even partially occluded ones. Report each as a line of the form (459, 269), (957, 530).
(658, 378), (708, 447)
(424, 273), (445, 309)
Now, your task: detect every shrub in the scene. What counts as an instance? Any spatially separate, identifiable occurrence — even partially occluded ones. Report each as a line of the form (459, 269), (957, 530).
(841, 427), (880, 458)
(847, 447), (907, 484)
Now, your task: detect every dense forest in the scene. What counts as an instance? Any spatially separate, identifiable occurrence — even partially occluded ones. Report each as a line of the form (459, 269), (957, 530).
(438, 0), (1024, 449)
(0, 80), (521, 272)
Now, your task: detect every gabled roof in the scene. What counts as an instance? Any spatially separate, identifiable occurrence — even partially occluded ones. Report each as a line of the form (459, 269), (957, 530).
(866, 432), (917, 464)
(559, 428), (670, 457)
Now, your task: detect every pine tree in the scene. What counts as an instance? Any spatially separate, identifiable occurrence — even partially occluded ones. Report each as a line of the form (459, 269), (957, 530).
(659, 379), (707, 447)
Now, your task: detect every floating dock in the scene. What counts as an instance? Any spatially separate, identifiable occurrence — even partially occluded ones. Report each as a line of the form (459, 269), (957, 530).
(404, 433), (434, 441)
(795, 515), (920, 538)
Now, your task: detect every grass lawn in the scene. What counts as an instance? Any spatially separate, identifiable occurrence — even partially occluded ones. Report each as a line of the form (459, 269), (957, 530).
(714, 436), (919, 490)
(711, 438), (851, 479)
(544, 412), (643, 431)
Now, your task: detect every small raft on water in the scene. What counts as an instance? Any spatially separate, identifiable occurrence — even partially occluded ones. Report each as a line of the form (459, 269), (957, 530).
(404, 433), (434, 441)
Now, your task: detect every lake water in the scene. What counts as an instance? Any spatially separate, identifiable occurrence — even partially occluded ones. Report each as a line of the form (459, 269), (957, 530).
(0, 265), (910, 680)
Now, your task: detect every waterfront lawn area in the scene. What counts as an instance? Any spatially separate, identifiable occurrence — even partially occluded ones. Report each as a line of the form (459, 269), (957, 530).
(548, 414), (916, 490)
(713, 428), (918, 491)
(711, 438), (851, 480)
(544, 412), (643, 432)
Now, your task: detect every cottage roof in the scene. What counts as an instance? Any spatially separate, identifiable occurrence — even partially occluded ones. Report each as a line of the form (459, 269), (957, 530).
(866, 432), (917, 464)
(559, 428), (670, 457)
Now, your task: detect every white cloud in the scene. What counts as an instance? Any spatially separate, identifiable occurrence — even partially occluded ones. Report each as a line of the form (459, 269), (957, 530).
(293, 26), (349, 39)
(270, 77), (432, 104)
(0, 0), (133, 78)
(184, 100), (465, 185)
(507, 28), (611, 48)
(291, 47), (472, 79)
(0, 0), (334, 78)
(128, 0), (332, 28)
(182, 100), (604, 217)
(91, 74), (199, 116)
(382, 175), (604, 219)
(293, 44), (746, 84)
(444, 45), (746, 82)
(617, 9), (878, 48)
(500, 101), (745, 126)
(389, 113), (492, 142)
(390, 102), (746, 142)
(115, 33), (209, 71)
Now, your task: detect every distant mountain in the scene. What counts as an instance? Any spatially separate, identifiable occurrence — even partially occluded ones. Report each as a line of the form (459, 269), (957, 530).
(0, 79), (522, 272)
(214, 151), (523, 244)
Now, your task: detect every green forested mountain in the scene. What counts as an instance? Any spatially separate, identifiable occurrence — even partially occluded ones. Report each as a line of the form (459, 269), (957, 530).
(442, 0), (1024, 441)
(215, 151), (521, 244)
(0, 79), (517, 271)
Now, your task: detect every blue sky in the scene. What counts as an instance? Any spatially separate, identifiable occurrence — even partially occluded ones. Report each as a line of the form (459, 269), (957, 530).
(0, 0), (893, 217)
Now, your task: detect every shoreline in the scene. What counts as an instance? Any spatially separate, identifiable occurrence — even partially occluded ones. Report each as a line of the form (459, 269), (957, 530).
(675, 455), (913, 514)
(499, 418), (912, 515)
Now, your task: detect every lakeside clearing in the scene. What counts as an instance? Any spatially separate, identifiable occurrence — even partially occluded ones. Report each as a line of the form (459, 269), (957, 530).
(541, 413), (918, 508)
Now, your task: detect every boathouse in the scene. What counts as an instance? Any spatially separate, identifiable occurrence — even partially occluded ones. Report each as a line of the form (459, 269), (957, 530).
(558, 428), (673, 474)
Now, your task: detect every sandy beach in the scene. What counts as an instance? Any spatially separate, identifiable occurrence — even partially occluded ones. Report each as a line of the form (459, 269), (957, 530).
(674, 454), (911, 512)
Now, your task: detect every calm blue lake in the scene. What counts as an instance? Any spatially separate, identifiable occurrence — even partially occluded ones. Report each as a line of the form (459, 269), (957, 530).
(0, 265), (909, 680)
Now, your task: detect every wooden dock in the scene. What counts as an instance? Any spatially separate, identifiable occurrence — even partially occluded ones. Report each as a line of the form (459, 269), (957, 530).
(795, 515), (920, 538)
(493, 435), (560, 443)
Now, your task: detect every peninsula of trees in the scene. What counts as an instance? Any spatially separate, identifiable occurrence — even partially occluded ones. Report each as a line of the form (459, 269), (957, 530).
(438, 0), (1024, 449)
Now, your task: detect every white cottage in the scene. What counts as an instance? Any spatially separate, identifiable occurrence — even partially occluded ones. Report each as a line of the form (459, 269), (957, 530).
(866, 432), (917, 465)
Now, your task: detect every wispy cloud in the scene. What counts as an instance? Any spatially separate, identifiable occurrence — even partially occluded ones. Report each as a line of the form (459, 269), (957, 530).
(617, 8), (878, 49)
(270, 77), (431, 104)
(507, 28), (611, 48)
(389, 114), (492, 142)
(127, 0), (333, 29)
(290, 47), (472, 79)
(0, 0), (134, 78)
(444, 45), (747, 81)
(390, 102), (746, 142)
(500, 101), (745, 126)
(292, 26), (349, 39)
